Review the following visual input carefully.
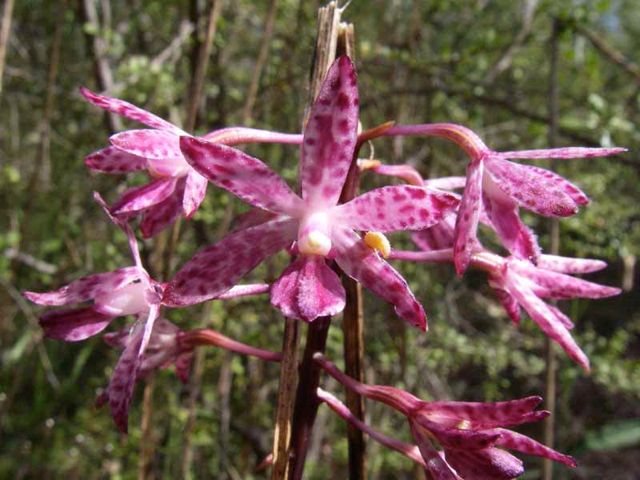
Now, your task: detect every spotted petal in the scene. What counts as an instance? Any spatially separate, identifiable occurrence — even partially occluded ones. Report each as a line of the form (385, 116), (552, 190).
(24, 267), (140, 306)
(411, 214), (456, 251)
(444, 447), (524, 480)
(453, 159), (484, 274)
(110, 177), (177, 215)
(410, 424), (460, 480)
(537, 255), (607, 274)
(80, 87), (184, 134)
(164, 218), (297, 306)
(333, 227), (426, 330)
(182, 169), (208, 217)
(494, 429), (576, 467)
(334, 186), (458, 232)
(140, 184), (184, 238)
(39, 306), (114, 341)
(180, 137), (303, 217)
(499, 146), (626, 160)
(486, 158), (586, 217)
(482, 182), (539, 261)
(271, 255), (346, 322)
(505, 274), (590, 370)
(84, 146), (147, 174)
(300, 56), (359, 208)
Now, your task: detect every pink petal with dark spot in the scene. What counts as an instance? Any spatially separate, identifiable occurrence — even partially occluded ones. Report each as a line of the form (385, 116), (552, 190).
(271, 255), (346, 322)
(453, 159), (484, 275)
(24, 267), (140, 306)
(80, 87), (184, 134)
(499, 146), (626, 160)
(537, 255), (607, 274)
(334, 185), (458, 232)
(333, 227), (427, 330)
(444, 447), (524, 480)
(300, 56), (359, 208)
(231, 208), (278, 232)
(411, 214), (456, 251)
(110, 177), (177, 215)
(491, 287), (521, 325)
(182, 169), (208, 217)
(140, 183), (184, 238)
(108, 324), (143, 433)
(110, 129), (183, 163)
(494, 429), (576, 467)
(505, 274), (590, 370)
(486, 158), (585, 217)
(510, 260), (621, 300)
(164, 218), (297, 306)
(410, 423), (460, 480)
(39, 306), (114, 342)
(421, 396), (544, 429)
(180, 136), (304, 216)
(84, 146), (147, 174)
(482, 185), (540, 261)
(416, 416), (501, 450)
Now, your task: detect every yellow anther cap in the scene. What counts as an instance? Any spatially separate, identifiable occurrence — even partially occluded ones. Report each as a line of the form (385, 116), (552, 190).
(364, 231), (391, 258)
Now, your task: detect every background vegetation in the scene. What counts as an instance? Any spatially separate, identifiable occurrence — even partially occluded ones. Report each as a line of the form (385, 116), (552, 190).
(0, 0), (638, 478)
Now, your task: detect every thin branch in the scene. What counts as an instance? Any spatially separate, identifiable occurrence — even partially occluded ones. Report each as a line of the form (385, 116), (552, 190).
(242, 0), (278, 124)
(185, 0), (223, 132)
(0, 0), (15, 97)
(575, 22), (640, 84)
(79, 0), (122, 132)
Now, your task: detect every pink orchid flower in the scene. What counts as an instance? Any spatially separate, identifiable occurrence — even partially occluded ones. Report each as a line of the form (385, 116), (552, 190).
(164, 56), (458, 329)
(390, 244), (620, 371)
(24, 193), (163, 431)
(81, 87), (302, 237)
(315, 353), (575, 480)
(381, 124), (625, 274)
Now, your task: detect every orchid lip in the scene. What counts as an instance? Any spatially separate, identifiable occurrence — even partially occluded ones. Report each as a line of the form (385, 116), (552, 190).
(93, 282), (150, 316)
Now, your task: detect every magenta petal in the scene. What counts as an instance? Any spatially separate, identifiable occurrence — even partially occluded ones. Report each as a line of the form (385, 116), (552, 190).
(410, 424), (460, 480)
(231, 208), (278, 232)
(300, 56), (359, 208)
(423, 396), (544, 429)
(505, 274), (590, 370)
(425, 176), (467, 190)
(482, 187), (540, 261)
(494, 429), (577, 467)
(547, 304), (575, 330)
(491, 287), (521, 325)
(164, 218), (297, 306)
(182, 169), (208, 217)
(499, 146), (626, 160)
(110, 129), (183, 163)
(411, 215), (456, 251)
(84, 146), (147, 174)
(108, 325), (143, 433)
(271, 256), (346, 322)
(334, 186), (458, 232)
(24, 267), (140, 306)
(453, 159), (484, 274)
(110, 177), (177, 215)
(486, 158), (585, 217)
(140, 185), (184, 238)
(180, 136), (303, 216)
(537, 254), (607, 274)
(333, 228), (427, 330)
(416, 417), (501, 450)
(80, 87), (184, 134)
(39, 307), (113, 341)
(444, 447), (524, 480)
(510, 261), (621, 300)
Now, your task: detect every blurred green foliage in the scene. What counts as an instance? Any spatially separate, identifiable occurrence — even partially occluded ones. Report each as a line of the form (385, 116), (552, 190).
(0, 0), (638, 478)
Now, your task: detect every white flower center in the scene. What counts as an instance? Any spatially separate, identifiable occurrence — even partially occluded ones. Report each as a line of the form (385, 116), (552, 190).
(94, 282), (149, 316)
(298, 211), (332, 256)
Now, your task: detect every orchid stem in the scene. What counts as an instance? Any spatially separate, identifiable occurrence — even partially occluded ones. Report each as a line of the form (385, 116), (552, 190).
(271, 318), (300, 480)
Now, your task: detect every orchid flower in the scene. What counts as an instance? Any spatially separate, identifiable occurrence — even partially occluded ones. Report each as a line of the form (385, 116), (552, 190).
(379, 123), (625, 274)
(163, 56), (458, 329)
(24, 193), (163, 431)
(315, 353), (575, 480)
(390, 244), (620, 370)
(81, 87), (302, 237)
